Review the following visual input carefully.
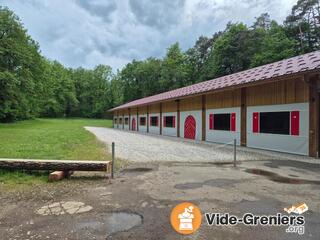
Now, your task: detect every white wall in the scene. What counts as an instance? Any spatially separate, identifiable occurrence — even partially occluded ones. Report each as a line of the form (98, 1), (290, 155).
(113, 116), (118, 129)
(138, 114), (147, 133)
(206, 107), (241, 145)
(149, 113), (160, 135)
(180, 110), (202, 141)
(162, 112), (177, 137)
(124, 115), (129, 130)
(247, 103), (309, 155)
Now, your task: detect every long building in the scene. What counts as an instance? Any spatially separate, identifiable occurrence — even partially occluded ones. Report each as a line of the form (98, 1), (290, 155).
(110, 51), (320, 157)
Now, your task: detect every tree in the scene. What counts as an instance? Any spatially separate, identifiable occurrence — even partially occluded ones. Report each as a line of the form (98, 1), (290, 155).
(41, 61), (78, 117)
(186, 36), (215, 83)
(285, 0), (320, 53)
(205, 23), (263, 77)
(251, 21), (297, 67)
(253, 13), (271, 30)
(160, 43), (189, 91)
(0, 7), (45, 122)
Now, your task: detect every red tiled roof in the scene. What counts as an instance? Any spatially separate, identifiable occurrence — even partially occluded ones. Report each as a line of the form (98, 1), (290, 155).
(111, 50), (320, 111)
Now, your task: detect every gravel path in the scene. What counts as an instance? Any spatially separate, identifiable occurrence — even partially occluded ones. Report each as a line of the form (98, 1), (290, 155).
(85, 127), (308, 163)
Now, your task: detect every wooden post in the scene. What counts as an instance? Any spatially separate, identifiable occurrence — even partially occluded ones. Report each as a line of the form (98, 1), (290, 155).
(122, 112), (124, 130)
(309, 75), (319, 157)
(117, 111), (119, 128)
(137, 108), (139, 131)
(202, 95), (206, 141)
(147, 106), (149, 133)
(176, 100), (180, 137)
(160, 103), (163, 135)
(240, 88), (247, 146)
(128, 108), (131, 130)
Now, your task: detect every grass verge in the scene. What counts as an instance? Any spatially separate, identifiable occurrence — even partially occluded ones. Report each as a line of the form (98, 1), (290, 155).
(0, 118), (114, 186)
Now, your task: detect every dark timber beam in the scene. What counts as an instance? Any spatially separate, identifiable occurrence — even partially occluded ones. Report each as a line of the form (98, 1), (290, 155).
(241, 88), (247, 146)
(308, 74), (320, 157)
(202, 95), (206, 141)
(176, 100), (180, 137)
(137, 108), (139, 131)
(160, 103), (163, 135)
(147, 106), (149, 133)
(117, 111), (119, 128)
(128, 108), (131, 130)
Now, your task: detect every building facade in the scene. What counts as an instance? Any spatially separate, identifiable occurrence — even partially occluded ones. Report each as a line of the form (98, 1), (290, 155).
(111, 51), (320, 157)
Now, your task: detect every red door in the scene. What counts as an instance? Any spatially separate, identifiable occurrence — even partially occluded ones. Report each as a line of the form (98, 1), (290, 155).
(132, 118), (136, 131)
(184, 115), (196, 139)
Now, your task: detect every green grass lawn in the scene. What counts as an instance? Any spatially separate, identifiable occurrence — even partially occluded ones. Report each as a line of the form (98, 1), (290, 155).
(0, 118), (113, 186)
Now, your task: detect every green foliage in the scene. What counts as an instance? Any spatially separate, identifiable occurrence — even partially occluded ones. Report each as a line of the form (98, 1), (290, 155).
(251, 22), (298, 67)
(0, 7), (44, 122)
(160, 43), (189, 90)
(284, 0), (320, 53)
(1, 1), (320, 119)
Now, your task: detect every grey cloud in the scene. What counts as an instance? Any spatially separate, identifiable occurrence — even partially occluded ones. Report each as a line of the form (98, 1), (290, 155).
(76, 0), (117, 22)
(0, 0), (296, 71)
(129, 0), (185, 29)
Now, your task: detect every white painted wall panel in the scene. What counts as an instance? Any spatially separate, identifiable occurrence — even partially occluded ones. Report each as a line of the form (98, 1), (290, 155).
(123, 115), (129, 130)
(180, 110), (202, 141)
(113, 116), (118, 129)
(149, 113), (160, 135)
(206, 107), (241, 145)
(247, 103), (309, 155)
(162, 112), (177, 137)
(138, 114), (147, 133)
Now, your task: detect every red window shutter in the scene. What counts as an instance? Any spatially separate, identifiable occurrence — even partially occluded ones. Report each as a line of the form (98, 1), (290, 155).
(173, 116), (176, 128)
(156, 116), (159, 126)
(291, 111), (300, 136)
(209, 114), (214, 130)
(163, 116), (166, 127)
(231, 113), (236, 131)
(149, 117), (151, 126)
(253, 112), (259, 133)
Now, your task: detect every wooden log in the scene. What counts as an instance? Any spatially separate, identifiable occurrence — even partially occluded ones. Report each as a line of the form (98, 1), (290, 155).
(49, 171), (65, 182)
(0, 158), (111, 172)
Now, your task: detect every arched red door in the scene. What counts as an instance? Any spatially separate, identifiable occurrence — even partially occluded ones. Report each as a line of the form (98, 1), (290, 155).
(132, 118), (136, 131)
(184, 115), (196, 139)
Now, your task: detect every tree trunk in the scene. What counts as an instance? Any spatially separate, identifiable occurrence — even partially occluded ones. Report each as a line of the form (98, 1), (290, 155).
(0, 158), (111, 172)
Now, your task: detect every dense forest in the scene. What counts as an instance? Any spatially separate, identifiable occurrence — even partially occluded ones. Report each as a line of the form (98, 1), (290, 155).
(0, 0), (320, 122)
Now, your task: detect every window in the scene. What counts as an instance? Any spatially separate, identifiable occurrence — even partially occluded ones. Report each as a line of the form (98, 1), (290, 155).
(114, 118), (117, 124)
(150, 116), (158, 126)
(125, 117), (129, 125)
(119, 118), (123, 124)
(140, 117), (146, 126)
(260, 111), (290, 135)
(164, 116), (175, 128)
(213, 113), (230, 131)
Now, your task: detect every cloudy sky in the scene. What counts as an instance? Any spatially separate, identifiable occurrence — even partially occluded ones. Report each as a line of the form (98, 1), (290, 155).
(1, 0), (297, 71)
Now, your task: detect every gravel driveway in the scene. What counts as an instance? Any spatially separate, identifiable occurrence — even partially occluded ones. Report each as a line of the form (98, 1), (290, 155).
(85, 127), (307, 163)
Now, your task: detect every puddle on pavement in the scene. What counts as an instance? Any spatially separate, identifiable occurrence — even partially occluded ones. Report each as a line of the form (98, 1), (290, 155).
(122, 167), (153, 172)
(120, 167), (153, 177)
(174, 179), (238, 190)
(263, 160), (320, 172)
(75, 212), (142, 237)
(245, 169), (320, 185)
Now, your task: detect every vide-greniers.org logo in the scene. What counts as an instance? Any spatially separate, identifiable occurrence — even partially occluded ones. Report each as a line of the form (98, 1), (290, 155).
(205, 213), (305, 235)
(171, 202), (308, 235)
